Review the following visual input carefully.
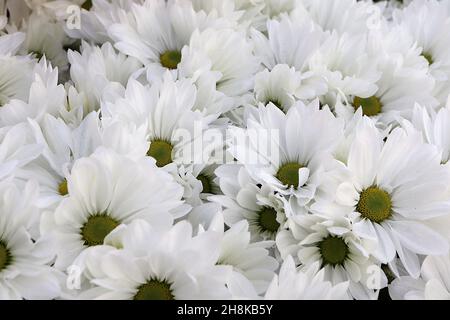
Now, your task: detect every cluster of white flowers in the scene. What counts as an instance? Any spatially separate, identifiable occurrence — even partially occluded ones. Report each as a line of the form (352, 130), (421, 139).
(1, 0), (450, 300)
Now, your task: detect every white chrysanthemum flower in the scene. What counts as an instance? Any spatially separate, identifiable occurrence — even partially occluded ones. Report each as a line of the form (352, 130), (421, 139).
(0, 122), (41, 180)
(392, 0), (450, 105)
(309, 31), (380, 102)
(389, 254), (450, 300)
(187, 203), (279, 296)
(334, 117), (450, 277)
(17, 112), (148, 210)
(102, 72), (218, 169)
(251, 14), (324, 72)
(229, 102), (344, 213)
(336, 45), (436, 126)
(0, 58), (65, 127)
(295, 0), (381, 35)
(68, 41), (142, 112)
(253, 64), (326, 111)
(210, 164), (285, 241)
(0, 179), (61, 299)
(277, 213), (387, 300)
(108, 0), (228, 75)
(180, 27), (260, 97)
(0, 33), (34, 107)
(75, 219), (232, 300)
(264, 255), (350, 299)
(21, 12), (68, 70)
(41, 147), (189, 270)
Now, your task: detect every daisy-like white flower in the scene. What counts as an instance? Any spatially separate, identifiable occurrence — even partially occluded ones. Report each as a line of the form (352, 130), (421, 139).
(389, 253), (450, 300)
(75, 219), (232, 300)
(108, 0), (229, 76)
(392, 0), (450, 105)
(0, 122), (41, 180)
(336, 44), (436, 126)
(41, 147), (189, 270)
(334, 116), (450, 278)
(0, 33), (34, 107)
(0, 179), (61, 299)
(102, 72), (218, 169)
(0, 57), (66, 127)
(179, 26), (260, 97)
(253, 64), (326, 112)
(229, 101), (344, 213)
(294, 0), (381, 35)
(210, 164), (285, 241)
(191, 206), (279, 296)
(67, 41), (142, 112)
(22, 12), (68, 70)
(251, 14), (324, 72)
(309, 31), (380, 104)
(276, 212), (387, 299)
(17, 111), (148, 210)
(264, 255), (350, 300)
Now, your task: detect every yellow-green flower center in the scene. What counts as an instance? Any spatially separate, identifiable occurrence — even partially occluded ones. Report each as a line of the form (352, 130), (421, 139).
(257, 207), (280, 233)
(356, 186), (392, 223)
(267, 99), (283, 110)
(147, 140), (173, 167)
(198, 174), (213, 194)
(82, 0), (92, 10)
(422, 51), (433, 65)
(276, 162), (303, 188)
(81, 214), (120, 246)
(353, 96), (382, 116)
(0, 241), (12, 272)
(160, 50), (181, 70)
(134, 280), (174, 300)
(319, 236), (348, 266)
(58, 179), (68, 196)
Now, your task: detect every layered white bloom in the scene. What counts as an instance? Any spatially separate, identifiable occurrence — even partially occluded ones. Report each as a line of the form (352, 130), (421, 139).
(389, 254), (450, 300)
(229, 102), (344, 213)
(108, 0), (229, 75)
(211, 164), (285, 241)
(0, 33), (34, 107)
(0, 58), (65, 127)
(264, 256), (350, 300)
(16, 112), (148, 210)
(76, 219), (232, 300)
(392, 0), (450, 105)
(41, 147), (189, 270)
(0, 122), (41, 180)
(334, 117), (450, 278)
(0, 179), (61, 299)
(277, 213), (387, 299)
(67, 41), (142, 112)
(22, 13), (68, 70)
(102, 72), (219, 171)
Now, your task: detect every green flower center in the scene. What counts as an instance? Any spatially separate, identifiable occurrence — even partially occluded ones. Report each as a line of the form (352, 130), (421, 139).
(0, 241), (12, 272)
(257, 207), (280, 233)
(58, 179), (68, 196)
(31, 51), (44, 60)
(198, 174), (213, 194)
(276, 162), (303, 188)
(82, 0), (92, 10)
(353, 96), (382, 116)
(266, 99), (283, 110)
(422, 51), (433, 65)
(81, 214), (120, 246)
(356, 186), (392, 223)
(319, 236), (348, 266)
(134, 280), (174, 300)
(147, 140), (173, 167)
(160, 50), (181, 70)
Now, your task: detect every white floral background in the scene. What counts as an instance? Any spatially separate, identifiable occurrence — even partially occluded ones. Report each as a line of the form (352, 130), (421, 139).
(0, 0), (450, 300)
